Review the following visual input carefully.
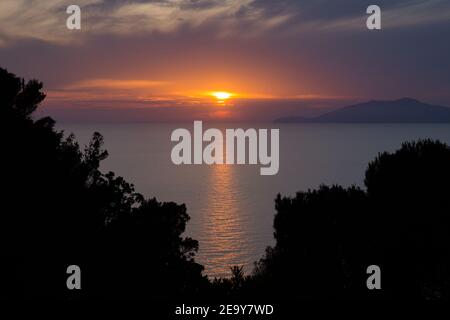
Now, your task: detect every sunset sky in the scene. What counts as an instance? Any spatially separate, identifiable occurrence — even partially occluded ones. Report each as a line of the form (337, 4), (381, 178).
(1, 0), (450, 122)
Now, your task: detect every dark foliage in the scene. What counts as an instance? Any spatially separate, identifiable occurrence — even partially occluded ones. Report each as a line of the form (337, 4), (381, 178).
(0, 68), (207, 299)
(252, 140), (450, 300)
(251, 185), (370, 299)
(365, 140), (450, 299)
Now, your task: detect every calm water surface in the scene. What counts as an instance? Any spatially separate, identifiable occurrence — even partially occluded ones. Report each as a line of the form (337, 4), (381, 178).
(58, 123), (450, 278)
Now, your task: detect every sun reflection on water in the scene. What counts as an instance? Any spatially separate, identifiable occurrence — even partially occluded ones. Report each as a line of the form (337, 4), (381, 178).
(197, 163), (250, 278)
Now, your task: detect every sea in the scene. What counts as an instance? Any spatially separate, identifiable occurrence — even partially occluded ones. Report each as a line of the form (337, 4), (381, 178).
(57, 122), (450, 278)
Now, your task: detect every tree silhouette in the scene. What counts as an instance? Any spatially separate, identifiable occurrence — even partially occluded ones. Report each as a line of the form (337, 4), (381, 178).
(0, 68), (207, 298)
(251, 185), (369, 299)
(365, 140), (450, 298)
(252, 140), (450, 300)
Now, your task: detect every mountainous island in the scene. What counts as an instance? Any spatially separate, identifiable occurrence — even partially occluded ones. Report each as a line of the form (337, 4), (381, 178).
(275, 98), (450, 123)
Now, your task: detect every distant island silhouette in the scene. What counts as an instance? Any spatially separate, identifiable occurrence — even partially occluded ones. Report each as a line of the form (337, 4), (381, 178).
(275, 98), (450, 123)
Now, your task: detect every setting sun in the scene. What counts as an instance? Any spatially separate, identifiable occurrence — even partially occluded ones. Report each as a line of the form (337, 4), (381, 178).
(212, 92), (232, 101)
